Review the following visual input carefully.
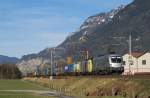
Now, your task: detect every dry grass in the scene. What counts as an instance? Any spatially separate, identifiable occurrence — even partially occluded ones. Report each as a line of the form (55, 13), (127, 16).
(23, 77), (150, 98)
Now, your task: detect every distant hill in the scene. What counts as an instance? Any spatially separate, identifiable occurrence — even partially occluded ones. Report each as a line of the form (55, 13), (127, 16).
(0, 55), (19, 64)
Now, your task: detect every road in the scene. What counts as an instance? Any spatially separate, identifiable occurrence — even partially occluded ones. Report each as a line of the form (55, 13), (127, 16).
(0, 90), (74, 98)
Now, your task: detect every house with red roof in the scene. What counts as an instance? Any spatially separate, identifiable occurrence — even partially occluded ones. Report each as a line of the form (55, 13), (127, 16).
(122, 52), (150, 75)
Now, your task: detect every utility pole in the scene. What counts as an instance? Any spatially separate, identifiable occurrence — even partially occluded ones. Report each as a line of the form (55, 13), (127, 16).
(128, 33), (132, 75)
(113, 33), (134, 75)
(49, 47), (65, 80)
(86, 50), (89, 60)
(50, 48), (54, 80)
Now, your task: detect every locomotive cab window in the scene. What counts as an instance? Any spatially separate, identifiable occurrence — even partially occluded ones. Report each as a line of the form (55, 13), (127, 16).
(117, 57), (122, 63)
(111, 56), (122, 63)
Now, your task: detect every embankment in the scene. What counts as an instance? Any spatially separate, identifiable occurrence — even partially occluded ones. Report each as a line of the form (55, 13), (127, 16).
(23, 76), (150, 98)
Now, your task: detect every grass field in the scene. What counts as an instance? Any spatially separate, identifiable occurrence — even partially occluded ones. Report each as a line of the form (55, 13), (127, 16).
(0, 79), (55, 98)
(0, 91), (55, 98)
(0, 79), (49, 90)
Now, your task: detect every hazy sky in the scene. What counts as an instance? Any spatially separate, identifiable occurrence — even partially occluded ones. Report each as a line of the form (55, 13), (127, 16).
(0, 0), (133, 58)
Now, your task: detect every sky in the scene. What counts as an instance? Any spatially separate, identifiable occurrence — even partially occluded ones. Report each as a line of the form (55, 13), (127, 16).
(0, 0), (133, 58)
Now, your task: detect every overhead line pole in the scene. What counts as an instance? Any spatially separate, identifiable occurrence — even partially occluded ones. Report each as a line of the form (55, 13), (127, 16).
(50, 48), (54, 80)
(113, 33), (133, 75)
(49, 47), (65, 80)
(129, 33), (132, 75)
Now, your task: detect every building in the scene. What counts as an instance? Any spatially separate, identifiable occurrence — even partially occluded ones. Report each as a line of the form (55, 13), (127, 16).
(122, 52), (150, 75)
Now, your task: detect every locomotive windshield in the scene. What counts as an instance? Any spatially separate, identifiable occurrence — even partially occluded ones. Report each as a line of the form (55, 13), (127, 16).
(111, 56), (122, 63)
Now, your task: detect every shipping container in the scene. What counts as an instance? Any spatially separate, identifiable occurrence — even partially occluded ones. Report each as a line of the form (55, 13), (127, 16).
(74, 62), (81, 72)
(66, 57), (72, 65)
(80, 61), (87, 73)
(43, 67), (49, 76)
(69, 64), (74, 72)
(64, 66), (69, 73)
(35, 65), (40, 76)
(87, 59), (93, 72)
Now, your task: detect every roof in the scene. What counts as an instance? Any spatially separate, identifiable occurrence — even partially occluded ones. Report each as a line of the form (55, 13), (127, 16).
(127, 52), (146, 58)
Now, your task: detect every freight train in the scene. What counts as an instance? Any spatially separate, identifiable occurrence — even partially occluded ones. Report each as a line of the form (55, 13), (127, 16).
(33, 54), (124, 77)
(58, 54), (124, 75)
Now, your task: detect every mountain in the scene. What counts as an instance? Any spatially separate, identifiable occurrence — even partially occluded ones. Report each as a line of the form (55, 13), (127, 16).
(18, 0), (150, 74)
(0, 55), (19, 64)
(17, 48), (51, 75)
(60, 0), (150, 56)
(17, 48), (65, 75)
(59, 5), (125, 57)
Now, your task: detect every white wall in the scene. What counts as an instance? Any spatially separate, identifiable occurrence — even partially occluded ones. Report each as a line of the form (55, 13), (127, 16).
(123, 53), (150, 75)
(137, 53), (150, 73)
(123, 54), (138, 75)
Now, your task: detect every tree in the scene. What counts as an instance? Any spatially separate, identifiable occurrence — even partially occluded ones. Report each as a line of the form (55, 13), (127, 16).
(0, 64), (22, 79)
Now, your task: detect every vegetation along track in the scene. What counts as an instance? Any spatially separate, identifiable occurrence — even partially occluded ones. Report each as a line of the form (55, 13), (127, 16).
(52, 74), (150, 80)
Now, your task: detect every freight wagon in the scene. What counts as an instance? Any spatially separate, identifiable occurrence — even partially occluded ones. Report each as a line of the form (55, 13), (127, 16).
(59, 54), (124, 75)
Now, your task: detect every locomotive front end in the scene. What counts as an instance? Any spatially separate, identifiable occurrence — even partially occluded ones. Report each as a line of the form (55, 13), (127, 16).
(109, 55), (124, 73)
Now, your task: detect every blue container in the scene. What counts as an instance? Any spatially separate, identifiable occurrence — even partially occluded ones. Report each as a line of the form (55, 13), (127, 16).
(64, 64), (74, 73)
(64, 65), (69, 73)
(35, 65), (40, 76)
(43, 67), (49, 76)
(68, 64), (74, 72)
